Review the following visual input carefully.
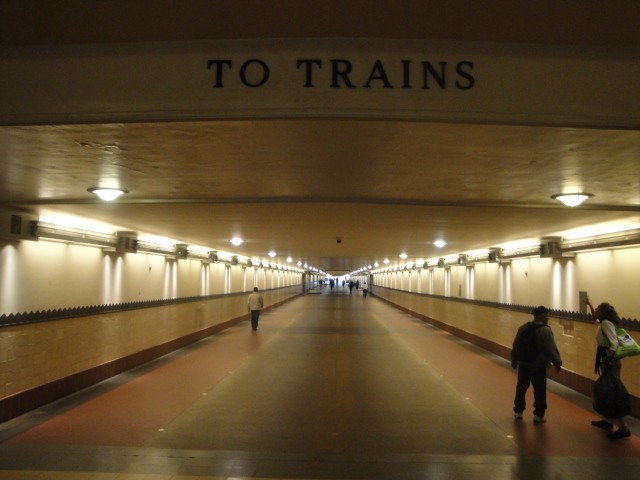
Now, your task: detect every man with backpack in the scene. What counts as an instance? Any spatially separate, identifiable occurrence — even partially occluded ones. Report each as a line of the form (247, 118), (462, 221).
(511, 306), (563, 423)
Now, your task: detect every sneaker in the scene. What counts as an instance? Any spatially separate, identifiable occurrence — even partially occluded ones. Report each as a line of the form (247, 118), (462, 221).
(533, 415), (546, 423)
(591, 420), (614, 430)
(514, 412), (523, 420)
(607, 428), (631, 440)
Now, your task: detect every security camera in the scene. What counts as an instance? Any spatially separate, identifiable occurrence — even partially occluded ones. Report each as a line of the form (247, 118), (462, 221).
(336, 237), (342, 244)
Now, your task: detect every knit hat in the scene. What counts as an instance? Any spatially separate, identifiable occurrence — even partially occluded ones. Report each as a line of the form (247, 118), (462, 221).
(531, 306), (549, 317)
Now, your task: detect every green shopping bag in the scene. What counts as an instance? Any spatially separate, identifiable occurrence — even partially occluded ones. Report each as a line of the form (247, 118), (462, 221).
(613, 327), (640, 359)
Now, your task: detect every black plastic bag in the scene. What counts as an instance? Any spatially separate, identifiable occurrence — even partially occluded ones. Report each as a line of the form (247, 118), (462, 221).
(592, 367), (630, 418)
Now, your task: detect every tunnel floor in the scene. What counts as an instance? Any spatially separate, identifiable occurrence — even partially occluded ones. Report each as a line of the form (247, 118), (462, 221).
(1, 287), (639, 479)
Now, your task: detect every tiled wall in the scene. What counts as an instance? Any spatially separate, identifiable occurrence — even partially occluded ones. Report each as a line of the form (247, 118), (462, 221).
(373, 287), (640, 402)
(0, 286), (301, 420)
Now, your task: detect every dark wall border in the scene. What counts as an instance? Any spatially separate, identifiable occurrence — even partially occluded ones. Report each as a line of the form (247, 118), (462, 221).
(374, 293), (640, 419)
(0, 293), (299, 423)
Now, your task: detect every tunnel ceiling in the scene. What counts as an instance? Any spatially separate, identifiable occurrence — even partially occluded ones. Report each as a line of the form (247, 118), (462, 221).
(2, 120), (639, 274)
(1, 1), (639, 275)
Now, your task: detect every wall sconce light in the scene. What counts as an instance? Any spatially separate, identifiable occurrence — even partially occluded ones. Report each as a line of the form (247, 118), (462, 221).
(88, 187), (127, 201)
(433, 240), (447, 248)
(230, 237), (244, 246)
(551, 193), (594, 207)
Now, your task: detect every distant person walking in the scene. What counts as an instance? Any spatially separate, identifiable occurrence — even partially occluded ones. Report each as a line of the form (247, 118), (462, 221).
(511, 306), (563, 423)
(247, 287), (264, 331)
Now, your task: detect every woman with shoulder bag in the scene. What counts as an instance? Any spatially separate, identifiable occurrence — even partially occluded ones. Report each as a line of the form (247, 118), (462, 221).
(586, 297), (631, 439)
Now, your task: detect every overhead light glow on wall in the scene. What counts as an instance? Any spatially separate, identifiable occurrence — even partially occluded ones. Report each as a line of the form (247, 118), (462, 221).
(138, 234), (179, 247)
(88, 187), (127, 201)
(498, 239), (539, 251)
(551, 193), (594, 207)
(562, 222), (640, 240)
(464, 249), (490, 257)
(38, 214), (117, 234)
(189, 245), (211, 254)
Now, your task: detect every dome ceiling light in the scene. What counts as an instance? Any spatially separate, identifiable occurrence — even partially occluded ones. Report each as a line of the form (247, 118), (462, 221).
(87, 187), (127, 201)
(551, 193), (594, 207)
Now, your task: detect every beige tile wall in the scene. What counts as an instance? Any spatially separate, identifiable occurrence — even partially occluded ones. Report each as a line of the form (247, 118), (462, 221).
(0, 286), (300, 400)
(374, 287), (640, 398)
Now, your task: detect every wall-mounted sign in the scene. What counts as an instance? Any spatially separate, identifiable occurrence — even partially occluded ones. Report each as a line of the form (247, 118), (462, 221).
(0, 39), (638, 127)
(206, 58), (475, 90)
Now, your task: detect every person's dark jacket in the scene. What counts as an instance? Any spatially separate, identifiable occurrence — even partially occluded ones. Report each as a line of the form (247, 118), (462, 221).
(511, 319), (563, 369)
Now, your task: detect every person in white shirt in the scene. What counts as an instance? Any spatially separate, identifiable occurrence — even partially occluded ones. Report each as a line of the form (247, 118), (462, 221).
(586, 297), (631, 439)
(247, 287), (264, 331)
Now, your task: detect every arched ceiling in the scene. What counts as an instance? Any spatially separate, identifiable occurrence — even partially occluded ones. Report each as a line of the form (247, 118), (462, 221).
(1, 1), (639, 275)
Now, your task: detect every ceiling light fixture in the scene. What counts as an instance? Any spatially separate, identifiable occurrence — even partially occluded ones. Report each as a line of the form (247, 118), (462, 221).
(399, 253), (408, 259)
(551, 193), (594, 207)
(433, 240), (447, 248)
(88, 187), (127, 201)
(268, 251), (277, 258)
(230, 237), (244, 246)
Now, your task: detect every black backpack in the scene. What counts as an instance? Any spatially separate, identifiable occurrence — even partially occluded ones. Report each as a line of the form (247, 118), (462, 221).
(513, 322), (544, 363)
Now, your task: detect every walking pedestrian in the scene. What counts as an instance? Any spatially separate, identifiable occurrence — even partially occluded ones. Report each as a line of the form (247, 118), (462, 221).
(247, 287), (264, 331)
